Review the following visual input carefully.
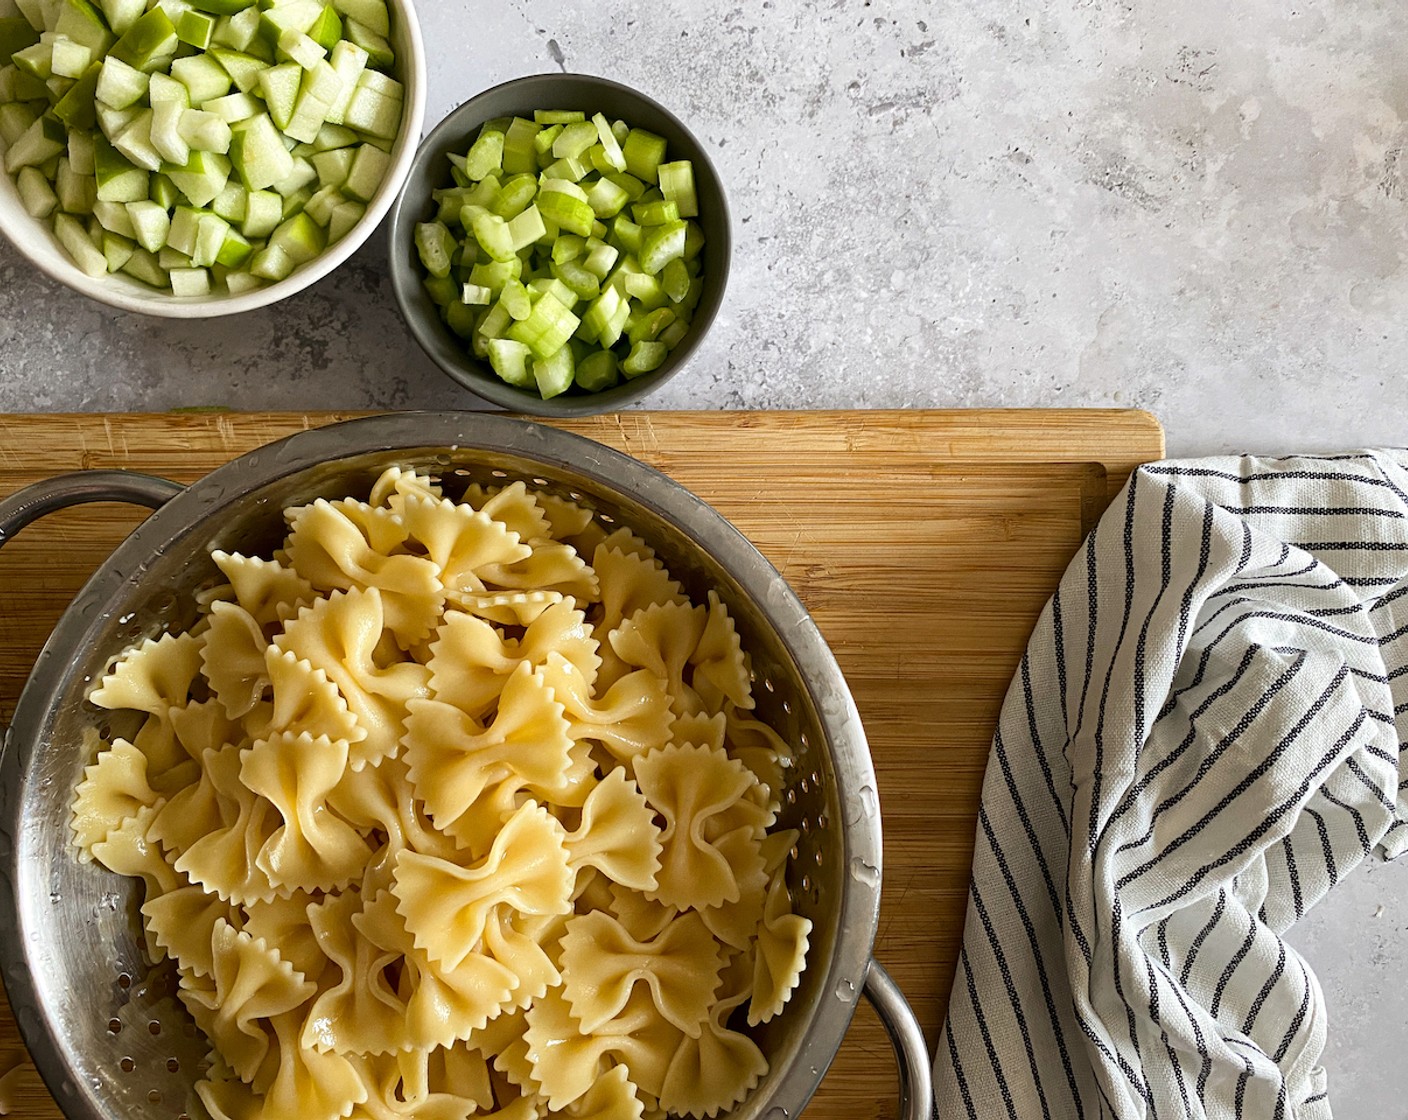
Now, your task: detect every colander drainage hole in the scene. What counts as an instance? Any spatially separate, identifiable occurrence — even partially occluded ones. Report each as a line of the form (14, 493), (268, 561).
(119, 1058), (134, 1073)
(117, 973), (131, 989)
(148, 1020), (161, 1036)
(167, 1059), (180, 1074)
(148, 1089), (161, 1105)
(107, 1019), (121, 1035)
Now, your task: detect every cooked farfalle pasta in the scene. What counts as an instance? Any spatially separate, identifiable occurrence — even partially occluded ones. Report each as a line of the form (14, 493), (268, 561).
(71, 465), (813, 1119)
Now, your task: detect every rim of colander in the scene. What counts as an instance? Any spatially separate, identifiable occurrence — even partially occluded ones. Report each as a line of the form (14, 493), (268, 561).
(0, 412), (884, 1120)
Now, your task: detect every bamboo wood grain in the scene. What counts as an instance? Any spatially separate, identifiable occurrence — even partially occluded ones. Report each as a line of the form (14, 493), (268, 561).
(0, 409), (1163, 1120)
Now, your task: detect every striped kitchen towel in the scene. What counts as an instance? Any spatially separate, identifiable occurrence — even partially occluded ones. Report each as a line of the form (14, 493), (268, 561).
(933, 451), (1408, 1120)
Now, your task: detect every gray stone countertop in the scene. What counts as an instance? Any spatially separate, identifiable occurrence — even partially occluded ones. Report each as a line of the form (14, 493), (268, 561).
(1, 0), (1405, 1110)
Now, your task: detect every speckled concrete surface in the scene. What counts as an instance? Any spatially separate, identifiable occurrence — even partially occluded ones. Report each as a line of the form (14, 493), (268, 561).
(2, 0), (1407, 1108)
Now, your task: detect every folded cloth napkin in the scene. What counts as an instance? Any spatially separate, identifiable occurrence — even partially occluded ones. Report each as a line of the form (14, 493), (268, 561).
(933, 452), (1408, 1120)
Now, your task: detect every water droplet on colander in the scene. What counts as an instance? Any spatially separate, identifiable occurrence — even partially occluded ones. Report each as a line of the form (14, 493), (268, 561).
(849, 857), (881, 889)
(118, 613), (135, 625)
(48, 891), (60, 904)
(834, 978), (858, 1004)
(763, 1108), (791, 1120)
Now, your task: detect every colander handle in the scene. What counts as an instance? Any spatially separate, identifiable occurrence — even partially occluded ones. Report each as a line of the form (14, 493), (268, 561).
(0, 470), (182, 553)
(865, 958), (935, 1120)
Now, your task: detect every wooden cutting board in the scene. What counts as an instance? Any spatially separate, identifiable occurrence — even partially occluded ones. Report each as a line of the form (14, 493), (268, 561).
(0, 409), (1163, 1119)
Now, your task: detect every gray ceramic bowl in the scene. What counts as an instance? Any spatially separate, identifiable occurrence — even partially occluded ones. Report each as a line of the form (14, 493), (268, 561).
(388, 73), (731, 416)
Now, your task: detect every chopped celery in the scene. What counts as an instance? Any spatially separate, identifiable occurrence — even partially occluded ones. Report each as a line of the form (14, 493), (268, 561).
(415, 220), (454, 278)
(487, 337), (533, 387)
(622, 340), (666, 378)
(574, 348), (617, 392)
(415, 108), (706, 397)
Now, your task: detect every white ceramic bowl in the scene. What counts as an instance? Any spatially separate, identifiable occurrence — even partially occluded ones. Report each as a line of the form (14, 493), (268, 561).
(0, 0), (426, 318)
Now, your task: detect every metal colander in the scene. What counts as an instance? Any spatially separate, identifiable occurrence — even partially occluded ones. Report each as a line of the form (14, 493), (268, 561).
(0, 413), (930, 1120)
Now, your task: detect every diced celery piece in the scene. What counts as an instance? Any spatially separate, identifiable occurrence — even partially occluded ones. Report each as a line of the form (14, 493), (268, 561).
(633, 198), (678, 226)
(506, 291), (578, 360)
(661, 255), (690, 303)
(467, 256), (519, 293)
(623, 269), (667, 310)
(605, 171), (645, 203)
(202, 91), (258, 123)
(658, 318), (688, 349)
(620, 128), (668, 183)
(171, 53), (231, 102)
(533, 109), (583, 125)
(589, 112), (627, 172)
(16, 164), (57, 216)
(682, 219), (704, 262)
(486, 337), (532, 387)
(580, 175), (628, 220)
(326, 196), (361, 241)
(108, 8), (178, 73)
(552, 257), (599, 300)
(342, 16), (390, 70)
(551, 118), (596, 161)
(532, 341), (574, 398)
(53, 209), (106, 274)
(551, 234), (584, 264)
(583, 239), (618, 279)
(169, 265), (210, 295)
(526, 276), (577, 310)
(175, 8), (215, 49)
(501, 115), (539, 175)
(461, 125), (503, 182)
(532, 122), (561, 160)
(505, 204), (545, 252)
(574, 348), (617, 392)
(489, 172), (536, 219)
(340, 139), (386, 200)
(536, 184), (593, 237)
(460, 282), (491, 305)
(497, 277), (531, 321)
(628, 305), (675, 346)
(541, 154), (588, 182)
(442, 299), (476, 339)
(124, 198), (169, 249)
(638, 218), (685, 276)
(421, 272), (456, 306)
(470, 210), (517, 263)
(331, 0), (387, 36)
(415, 219), (454, 278)
(622, 339), (666, 378)
(5, 112), (66, 172)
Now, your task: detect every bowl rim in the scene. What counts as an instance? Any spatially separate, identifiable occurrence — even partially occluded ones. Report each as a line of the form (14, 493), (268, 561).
(0, 412), (881, 1120)
(386, 71), (732, 416)
(0, 0), (428, 319)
